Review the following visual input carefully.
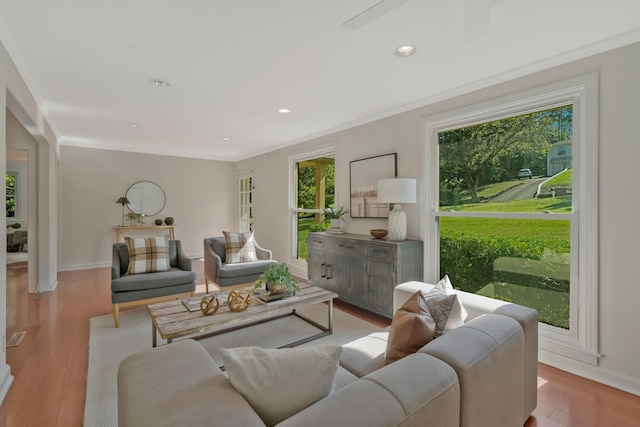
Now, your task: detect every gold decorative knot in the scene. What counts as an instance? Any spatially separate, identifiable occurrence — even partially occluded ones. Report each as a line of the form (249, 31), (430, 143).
(200, 295), (220, 315)
(228, 289), (252, 312)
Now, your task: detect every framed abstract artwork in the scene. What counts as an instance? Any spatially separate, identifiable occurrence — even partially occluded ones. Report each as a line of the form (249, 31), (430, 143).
(349, 153), (397, 218)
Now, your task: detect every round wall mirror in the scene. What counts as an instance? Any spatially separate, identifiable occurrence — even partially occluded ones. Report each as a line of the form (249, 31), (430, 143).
(126, 181), (166, 216)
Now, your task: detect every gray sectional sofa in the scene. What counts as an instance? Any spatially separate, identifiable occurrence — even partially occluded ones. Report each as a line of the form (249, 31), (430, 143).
(118, 281), (538, 427)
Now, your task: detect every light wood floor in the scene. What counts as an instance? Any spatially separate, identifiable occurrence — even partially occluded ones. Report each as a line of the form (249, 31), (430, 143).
(0, 260), (639, 426)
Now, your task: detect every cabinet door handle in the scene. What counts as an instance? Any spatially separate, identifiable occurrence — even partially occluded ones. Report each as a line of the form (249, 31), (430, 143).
(372, 249), (388, 255)
(326, 264), (332, 279)
(339, 244), (353, 249)
(321, 263), (326, 278)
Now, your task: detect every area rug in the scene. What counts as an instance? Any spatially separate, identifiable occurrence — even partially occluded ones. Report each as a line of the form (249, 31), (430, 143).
(84, 304), (382, 427)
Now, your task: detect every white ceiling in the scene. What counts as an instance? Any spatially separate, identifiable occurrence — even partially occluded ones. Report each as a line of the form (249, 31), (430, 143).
(1, 0), (639, 161)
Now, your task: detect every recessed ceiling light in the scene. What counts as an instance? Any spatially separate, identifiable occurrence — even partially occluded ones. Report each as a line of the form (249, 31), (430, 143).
(278, 108), (291, 114)
(221, 137), (232, 141)
(149, 78), (171, 87)
(129, 123), (142, 129)
(394, 45), (416, 57)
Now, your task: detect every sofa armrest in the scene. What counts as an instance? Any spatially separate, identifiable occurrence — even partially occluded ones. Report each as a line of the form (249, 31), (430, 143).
(255, 242), (272, 260)
(395, 281), (538, 422)
(112, 244), (122, 279)
(204, 239), (223, 283)
(419, 314), (525, 426)
(174, 240), (192, 271)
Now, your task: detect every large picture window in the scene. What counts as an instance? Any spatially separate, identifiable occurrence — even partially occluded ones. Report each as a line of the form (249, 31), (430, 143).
(424, 74), (599, 365)
(438, 105), (573, 329)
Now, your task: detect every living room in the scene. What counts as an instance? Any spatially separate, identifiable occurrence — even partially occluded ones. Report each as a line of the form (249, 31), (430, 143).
(1, 1), (640, 426)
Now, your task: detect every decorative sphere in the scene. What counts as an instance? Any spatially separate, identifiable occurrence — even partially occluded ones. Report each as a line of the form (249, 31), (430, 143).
(200, 295), (220, 315)
(228, 289), (252, 312)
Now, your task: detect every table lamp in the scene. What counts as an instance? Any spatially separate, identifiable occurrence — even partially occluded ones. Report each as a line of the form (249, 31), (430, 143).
(377, 178), (416, 241)
(116, 196), (130, 226)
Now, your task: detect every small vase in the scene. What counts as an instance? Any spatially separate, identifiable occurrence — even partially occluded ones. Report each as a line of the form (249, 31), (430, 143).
(330, 219), (341, 229)
(155, 219), (163, 225)
(164, 217), (174, 225)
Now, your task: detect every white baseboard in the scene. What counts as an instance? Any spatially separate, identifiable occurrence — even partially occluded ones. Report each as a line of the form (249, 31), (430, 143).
(0, 364), (14, 405)
(540, 350), (640, 396)
(59, 261), (111, 271)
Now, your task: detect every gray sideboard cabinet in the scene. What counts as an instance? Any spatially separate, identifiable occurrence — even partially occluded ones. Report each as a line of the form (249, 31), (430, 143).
(307, 232), (423, 318)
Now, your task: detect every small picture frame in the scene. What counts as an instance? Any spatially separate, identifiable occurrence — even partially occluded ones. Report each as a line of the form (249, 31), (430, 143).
(349, 153), (397, 218)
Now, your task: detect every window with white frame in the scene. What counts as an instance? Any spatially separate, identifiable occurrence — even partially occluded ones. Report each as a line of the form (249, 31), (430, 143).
(238, 175), (253, 232)
(6, 173), (17, 218)
(290, 150), (335, 264)
(423, 74), (599, 365)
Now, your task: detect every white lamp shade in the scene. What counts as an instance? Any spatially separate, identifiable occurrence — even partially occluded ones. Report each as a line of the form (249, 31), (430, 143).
(377, 178), (416, 204)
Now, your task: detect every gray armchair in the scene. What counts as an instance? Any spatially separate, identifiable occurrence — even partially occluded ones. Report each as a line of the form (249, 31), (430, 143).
(111, 239), (196, 327)
(7, 230), (27, 252)
(203, 237), (277, 292)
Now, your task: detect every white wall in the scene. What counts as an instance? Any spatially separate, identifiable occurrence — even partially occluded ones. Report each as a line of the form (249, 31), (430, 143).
(237, 42), (640, 394)
(0, 38), (59, 404)
(59, 146), (237, 270)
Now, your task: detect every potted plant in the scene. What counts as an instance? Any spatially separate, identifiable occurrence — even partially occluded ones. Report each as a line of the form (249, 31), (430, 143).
(254, 263), (300, 296)
(323, 206), (349, 229)
(126, 212), (146, 226)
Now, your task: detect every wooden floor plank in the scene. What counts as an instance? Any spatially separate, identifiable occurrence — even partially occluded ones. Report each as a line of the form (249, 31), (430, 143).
(0, 259), (639, 426)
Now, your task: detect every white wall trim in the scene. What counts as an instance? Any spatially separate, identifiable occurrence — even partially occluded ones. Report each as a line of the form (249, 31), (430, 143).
(58, 261), (111, 272)
(0, 363), (13, 406)
(540, 350), (640, 397)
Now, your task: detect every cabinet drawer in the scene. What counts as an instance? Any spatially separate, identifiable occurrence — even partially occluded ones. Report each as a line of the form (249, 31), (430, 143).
(307, 235), (326, 251)
(327, 239), (365, 257)
(367, 244), (396, 261)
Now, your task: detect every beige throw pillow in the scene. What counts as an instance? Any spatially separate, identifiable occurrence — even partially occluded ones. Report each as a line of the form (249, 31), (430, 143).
(125, 236), (171, 275)
(223, 231), (258, 264)
(385, 291), (436, 365)
(220, 346), (342, 426)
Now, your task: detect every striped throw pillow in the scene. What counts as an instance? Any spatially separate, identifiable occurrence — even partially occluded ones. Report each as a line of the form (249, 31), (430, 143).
(125, 236), (171, 274)
(223, 231), (258, 264)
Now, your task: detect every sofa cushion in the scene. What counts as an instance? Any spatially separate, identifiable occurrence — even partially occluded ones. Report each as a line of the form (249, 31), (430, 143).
(217, 259), (277, 278)
(340, 331), (389, 377)
(426, 275), (468, 331)
(223, 231), (258, 264)
(125, 236), (171, 274)
(112, 269), (196, 292)
(220, 345), (341, 426)
(385, 291), (436, 365)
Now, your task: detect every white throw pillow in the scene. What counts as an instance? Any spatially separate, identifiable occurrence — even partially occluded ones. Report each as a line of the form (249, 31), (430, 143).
(220, 346), (342, 427)
(425, 275), (468, 331)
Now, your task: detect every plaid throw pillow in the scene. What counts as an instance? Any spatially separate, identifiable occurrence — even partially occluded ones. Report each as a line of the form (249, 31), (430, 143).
(125, 236), (171, 275)
(223, 231), (258, 264)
